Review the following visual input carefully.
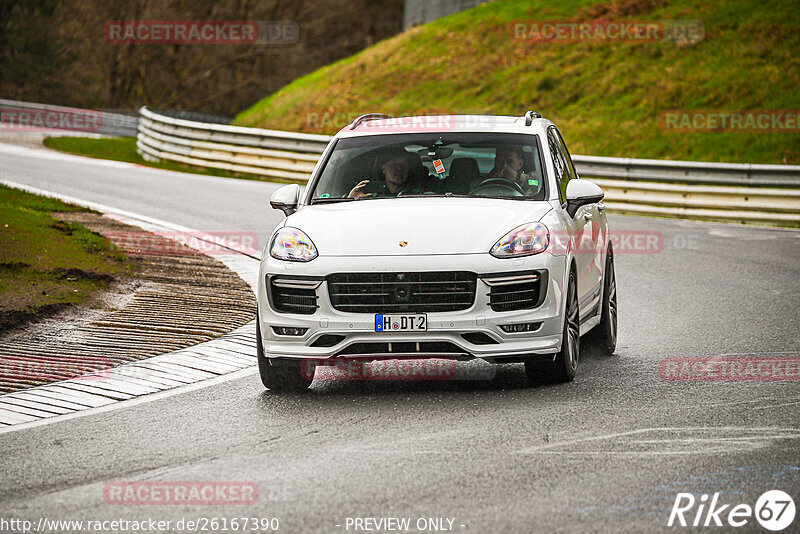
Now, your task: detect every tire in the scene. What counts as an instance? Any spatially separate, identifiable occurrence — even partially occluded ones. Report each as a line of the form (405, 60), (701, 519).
(256, 319), (313, 391)
(587, 247), (617, 355)
(526, 267), (579, 384)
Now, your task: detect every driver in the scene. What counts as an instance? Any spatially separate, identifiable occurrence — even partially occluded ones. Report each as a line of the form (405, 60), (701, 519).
(482, 146), (541, 196)
(489, 146), (525, 181)
(348, 149), (417, 198)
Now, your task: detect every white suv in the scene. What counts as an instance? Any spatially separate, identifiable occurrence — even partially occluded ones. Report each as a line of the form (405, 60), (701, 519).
(257, 112), (617, 390)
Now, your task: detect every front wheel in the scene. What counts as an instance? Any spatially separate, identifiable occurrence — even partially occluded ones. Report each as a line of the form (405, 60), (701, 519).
(526, 268), (579, 384)
(256, 319), (313, 391)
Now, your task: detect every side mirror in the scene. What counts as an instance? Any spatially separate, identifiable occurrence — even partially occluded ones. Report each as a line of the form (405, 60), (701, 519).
(270, 184), (300, 216)
(565, 180), (604, 218)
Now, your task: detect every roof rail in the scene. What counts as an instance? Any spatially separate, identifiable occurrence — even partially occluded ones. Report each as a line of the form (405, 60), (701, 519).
(350, 113), (393, 130)
(524, 110), (543, 126)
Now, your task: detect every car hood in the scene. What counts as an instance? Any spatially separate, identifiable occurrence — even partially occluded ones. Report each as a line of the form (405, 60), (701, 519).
(285, 198), (553, 256)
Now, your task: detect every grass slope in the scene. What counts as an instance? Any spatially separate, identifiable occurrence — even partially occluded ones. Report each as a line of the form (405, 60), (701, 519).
(234, 0), (800, 164)
(0, 185), (133, 332)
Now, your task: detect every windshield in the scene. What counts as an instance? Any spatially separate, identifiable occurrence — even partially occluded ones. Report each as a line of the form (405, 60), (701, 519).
(309, 133), (547, 202)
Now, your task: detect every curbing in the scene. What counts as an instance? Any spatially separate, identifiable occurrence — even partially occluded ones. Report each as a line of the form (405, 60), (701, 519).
(0, 180), (261, 432)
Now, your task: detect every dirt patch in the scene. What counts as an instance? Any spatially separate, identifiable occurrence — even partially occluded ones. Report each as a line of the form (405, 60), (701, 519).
(0, 303), (72, 336)
(0, 212), (256, 393)
(51, 267), (116, 282)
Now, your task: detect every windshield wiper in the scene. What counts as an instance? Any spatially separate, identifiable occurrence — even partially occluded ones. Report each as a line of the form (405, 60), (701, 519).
(310, 197), (354, 204)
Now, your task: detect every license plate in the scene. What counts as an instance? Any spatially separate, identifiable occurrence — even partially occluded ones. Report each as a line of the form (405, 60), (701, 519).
(375, 314), (427, 332)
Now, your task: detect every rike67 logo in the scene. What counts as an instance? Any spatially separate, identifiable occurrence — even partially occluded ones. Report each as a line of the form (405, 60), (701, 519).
(668, 490), (795, 531)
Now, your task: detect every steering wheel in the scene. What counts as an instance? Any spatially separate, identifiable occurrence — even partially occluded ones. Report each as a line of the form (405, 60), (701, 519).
(469, 177), (525, 197)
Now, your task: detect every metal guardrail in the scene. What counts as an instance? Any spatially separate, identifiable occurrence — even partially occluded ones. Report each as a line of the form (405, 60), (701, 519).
(572, 155), (800, 187)
(137, 106), (327, 181)
(1, 99), (138, 137)
(137, 107), (800, 227)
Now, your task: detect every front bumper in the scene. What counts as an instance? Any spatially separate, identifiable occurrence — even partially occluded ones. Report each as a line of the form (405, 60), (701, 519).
(257, 252), (568, 361)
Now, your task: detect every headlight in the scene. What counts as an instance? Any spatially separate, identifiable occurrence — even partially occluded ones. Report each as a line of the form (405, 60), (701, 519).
(490, 223), (549, 258)
(270, 227), (318, 262)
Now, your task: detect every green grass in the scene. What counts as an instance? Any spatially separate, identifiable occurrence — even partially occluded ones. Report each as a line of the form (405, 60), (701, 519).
(0, 185), (134, 332)
(234, 0), (800, 164)
(42, 137), (299, 183)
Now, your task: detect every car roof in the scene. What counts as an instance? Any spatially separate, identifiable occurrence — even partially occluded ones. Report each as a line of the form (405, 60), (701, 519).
(335, 114), (553, 138)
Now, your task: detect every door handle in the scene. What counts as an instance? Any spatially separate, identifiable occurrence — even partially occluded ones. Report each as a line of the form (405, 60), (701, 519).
(583, 213), (593, 221)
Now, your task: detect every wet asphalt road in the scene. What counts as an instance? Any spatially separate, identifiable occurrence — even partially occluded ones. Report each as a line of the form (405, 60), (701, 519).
(1, 143), (799, 533)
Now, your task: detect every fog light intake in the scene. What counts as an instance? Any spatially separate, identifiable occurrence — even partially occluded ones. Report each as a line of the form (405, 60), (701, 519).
(500, 322), (542, 333)
(272, 326), (308, 336)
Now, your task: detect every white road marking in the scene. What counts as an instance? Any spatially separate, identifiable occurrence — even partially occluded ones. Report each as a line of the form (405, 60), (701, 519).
(751, 400), (800, 409)
(0, 366), (258, 435)
(514, 427), (800, 456)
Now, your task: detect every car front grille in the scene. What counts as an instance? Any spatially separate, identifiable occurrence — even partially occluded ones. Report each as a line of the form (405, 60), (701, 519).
(327, 272), (477, 313)
(269, 277), (320, 315)
(484, 271), (546, 312)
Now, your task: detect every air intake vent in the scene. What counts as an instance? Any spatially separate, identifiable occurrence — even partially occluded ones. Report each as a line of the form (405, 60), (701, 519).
(269, 277), (320, 315)
(311, 334), (346, 348)
(336, 341), (467, 357)
(461, 332), (499, 345)
(327, 272), (476, 313)
(483, 271), (547, 312)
